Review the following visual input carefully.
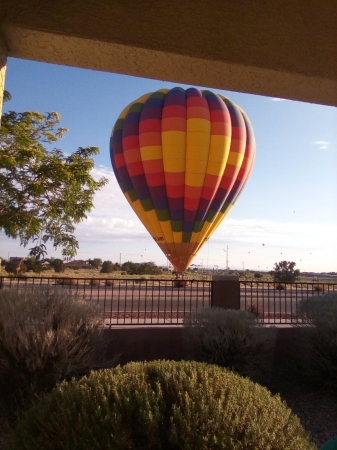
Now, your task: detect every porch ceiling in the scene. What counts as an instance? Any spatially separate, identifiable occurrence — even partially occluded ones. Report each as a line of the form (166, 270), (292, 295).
(1, 0), (336, 105)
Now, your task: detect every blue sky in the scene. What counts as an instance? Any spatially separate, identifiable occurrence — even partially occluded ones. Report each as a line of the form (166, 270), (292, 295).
(1, 58), (336, 272)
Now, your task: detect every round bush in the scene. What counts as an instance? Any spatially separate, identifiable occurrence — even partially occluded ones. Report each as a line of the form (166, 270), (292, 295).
(297, 293), (337, 388)
(0, 287), (114, 414)
(7, 360), (316, 450)
(183, 308), (277, 381)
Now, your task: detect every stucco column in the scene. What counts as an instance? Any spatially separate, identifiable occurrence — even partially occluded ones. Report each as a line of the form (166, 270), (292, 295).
(0, 36), (7, 124)
(211, 275), (240, 309)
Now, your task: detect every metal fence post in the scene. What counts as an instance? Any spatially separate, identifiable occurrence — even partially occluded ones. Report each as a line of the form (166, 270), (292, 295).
(211, 275), (240, 309)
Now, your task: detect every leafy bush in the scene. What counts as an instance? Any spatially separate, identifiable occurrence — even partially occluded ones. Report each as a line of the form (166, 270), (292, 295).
(313, 284), (326, 293)
(100, 260), (116, 273)
(5, 260), (28, 275)
(183, 308), (277, 381)
(51, 258), (65, 273)
(297, 293), (337, 388)
(270, 260), (300, 283)
(0, 287), (115, 413)
(7, 360), (315, 450)
(54, 277), (77, 285)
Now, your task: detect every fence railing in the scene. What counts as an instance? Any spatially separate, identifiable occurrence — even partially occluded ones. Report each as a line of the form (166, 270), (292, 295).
(0, 276), (212, 326)
(240, 281), (337, 324)
(1, 276), (336, 326)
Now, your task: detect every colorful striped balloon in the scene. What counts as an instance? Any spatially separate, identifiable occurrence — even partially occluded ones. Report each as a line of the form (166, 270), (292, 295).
(110, 87), (255, 272)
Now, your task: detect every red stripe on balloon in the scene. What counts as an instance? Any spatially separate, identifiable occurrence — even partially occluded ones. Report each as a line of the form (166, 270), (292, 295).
(125, 161), (144, 177)
(122, 135), (139, 151)
(162, 105), (186, 119)
(139, 119), (162, 133)
(162, 117), (186, 132)
(139, 132), (162, 147)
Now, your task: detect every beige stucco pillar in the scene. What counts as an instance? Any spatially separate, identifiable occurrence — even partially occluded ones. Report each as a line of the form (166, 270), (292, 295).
(211, 275), (240, 309)
(0, 36), (7, 124)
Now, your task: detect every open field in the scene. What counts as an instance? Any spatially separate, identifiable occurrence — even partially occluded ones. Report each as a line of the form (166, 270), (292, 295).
(0, 266), (335, 284)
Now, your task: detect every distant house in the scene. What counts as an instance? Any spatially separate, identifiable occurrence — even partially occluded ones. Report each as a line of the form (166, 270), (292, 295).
(64, 260), (92, 269)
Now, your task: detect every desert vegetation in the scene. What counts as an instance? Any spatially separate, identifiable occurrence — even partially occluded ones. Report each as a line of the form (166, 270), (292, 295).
(0, 287), (116, 416)
(6, 360), (316, 450)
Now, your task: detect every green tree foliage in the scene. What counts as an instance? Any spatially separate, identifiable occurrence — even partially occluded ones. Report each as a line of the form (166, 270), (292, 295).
(5, 260), (20, 275)
(89, 258), (102, 269)
(270, 260), (300, 283)
(25, 257), (43, 274)
(121, 261), (162, 275)
(0, 98), (108, 258)
(7, 361), (316, 449)
(100, 260), (117, 274)
(50, 258), (65, 273)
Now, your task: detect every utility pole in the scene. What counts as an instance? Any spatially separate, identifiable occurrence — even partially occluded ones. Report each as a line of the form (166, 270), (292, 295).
(119, 253), (121, 265)
(242, 262), (244, 271)
(223, 246), (229, 271)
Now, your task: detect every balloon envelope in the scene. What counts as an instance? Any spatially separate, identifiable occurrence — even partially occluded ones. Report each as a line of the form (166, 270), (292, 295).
(110, 87), (255, 271)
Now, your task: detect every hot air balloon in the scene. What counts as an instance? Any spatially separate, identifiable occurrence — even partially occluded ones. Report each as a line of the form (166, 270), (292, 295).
(110, 87), (255, 272)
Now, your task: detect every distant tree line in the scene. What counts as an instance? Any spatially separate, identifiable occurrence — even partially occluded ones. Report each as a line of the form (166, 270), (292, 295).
(100, 261), (162, 275)
(0, 257), (163, 276)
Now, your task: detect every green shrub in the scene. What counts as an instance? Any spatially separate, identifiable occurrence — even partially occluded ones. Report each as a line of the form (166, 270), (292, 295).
(312, 283), (326, 293)
(54, 277), (77, 285)
(100, 260), (117, 273)
(7, 360), (316, 450)
(183, 308), (277, 381)
(297, 293), (337, 388)
(52, 259), (65, 273)
(0, 287), (115, 414)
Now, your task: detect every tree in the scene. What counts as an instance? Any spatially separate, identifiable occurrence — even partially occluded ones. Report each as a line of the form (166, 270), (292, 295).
(50, 258), (65, 273)
(89, 258), (102, 269)
(270, 261), (300, 283)
(100, 261), (116, 274)
(0, 95), (108, 258)
(24, 257), (43, 274)
(5, 260), (27, 275)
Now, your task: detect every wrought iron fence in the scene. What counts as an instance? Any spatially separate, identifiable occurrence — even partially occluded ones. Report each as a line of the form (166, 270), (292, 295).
(240, 281), (337, 324)
(1, 276), (336, 326)
(0, 276), (212, 326)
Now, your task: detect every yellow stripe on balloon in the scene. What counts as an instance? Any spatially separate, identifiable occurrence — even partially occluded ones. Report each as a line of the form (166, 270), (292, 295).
(118, 93), (152, 120)
(193, 204), (234, 256)
(124, 194), (157, 238)
(205, 136), (231, 176)
(160, 220), (175, 247)
(226, 151), (245, 167)
(185, 172), (207, 187)
(162, 130), (186, 172)
(187, 118), (210, 133)
(140, 145), (163, 161)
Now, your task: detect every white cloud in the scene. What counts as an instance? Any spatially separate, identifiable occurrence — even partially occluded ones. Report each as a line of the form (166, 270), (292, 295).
(270, 98), (287, 102)
(313, 140), (330, 150)
(75, 167), (148, 242)
(76, 169), (337, 256)
(214, 218), (336, 248)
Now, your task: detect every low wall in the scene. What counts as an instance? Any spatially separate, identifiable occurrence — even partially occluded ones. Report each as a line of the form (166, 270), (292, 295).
(106, 326), (184, 366)
(105, 325), (309, 368)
